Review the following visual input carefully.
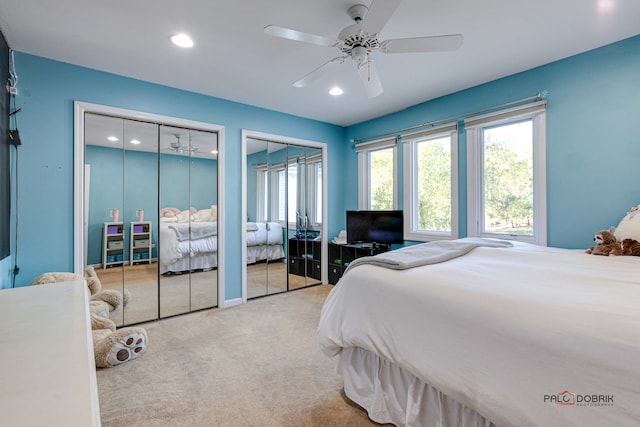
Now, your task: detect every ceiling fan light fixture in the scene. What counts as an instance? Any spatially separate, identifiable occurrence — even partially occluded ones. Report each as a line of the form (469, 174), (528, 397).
(329, 87), (344, 96)
(170, 33), (194, 48)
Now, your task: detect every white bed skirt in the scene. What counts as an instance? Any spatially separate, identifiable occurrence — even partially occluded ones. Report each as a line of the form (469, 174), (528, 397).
(339, 347), (495, 427)
(246, 244), (285, 265)
(159, 252), (218, 274)
(160, 244), (285, 274)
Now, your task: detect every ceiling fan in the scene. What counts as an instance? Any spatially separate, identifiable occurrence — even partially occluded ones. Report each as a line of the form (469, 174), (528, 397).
(164, 134), (199, 155)
(264, 0), (463, 98)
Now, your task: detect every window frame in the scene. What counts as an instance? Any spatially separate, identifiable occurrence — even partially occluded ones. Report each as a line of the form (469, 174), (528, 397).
(465, 101), (547, 245)
(305, 154), (323, 227)
(402, 124), (459, 242)
(356, 137), (398, 210)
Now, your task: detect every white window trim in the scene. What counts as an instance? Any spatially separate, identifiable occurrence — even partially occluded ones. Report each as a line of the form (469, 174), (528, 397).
(265, 161), (296, 226)
(306, 159), (322, 227)
(255, 168), (267, 222)
(402, 124), (458, 242)
(465, 101), (547, 245)
(356, 137), (398, 210)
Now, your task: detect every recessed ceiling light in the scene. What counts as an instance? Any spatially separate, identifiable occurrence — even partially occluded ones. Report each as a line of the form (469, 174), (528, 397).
(107, 136), (118, 142)
(170, 33), (194, 48)
(597, 0), (615, 14)
(130, 139), (141, 145)
(329, 87), (344, 96)
(211, 150), (218, 154)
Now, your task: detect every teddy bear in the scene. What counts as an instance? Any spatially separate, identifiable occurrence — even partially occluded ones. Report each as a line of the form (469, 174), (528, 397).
(29, 269), (147, 368)
(585, 229), (621, 256)
(620, 238), (640, 256)
(29, 267), (130, 318)
(84, 266), (131, 317)
(91, 312), (147, 368)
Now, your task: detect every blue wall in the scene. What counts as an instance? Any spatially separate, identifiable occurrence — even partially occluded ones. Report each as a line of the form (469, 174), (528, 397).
(3, 34), (639, 289)
(344, 35), (640, 249)
(5, 53), (345, 293)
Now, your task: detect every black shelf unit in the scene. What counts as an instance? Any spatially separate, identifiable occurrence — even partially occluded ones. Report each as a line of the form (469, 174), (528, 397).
(328, 243), (388, 284)
(288, 238), (322, 281)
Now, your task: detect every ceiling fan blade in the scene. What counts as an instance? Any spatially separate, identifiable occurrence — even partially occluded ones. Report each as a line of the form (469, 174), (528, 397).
(381, 34), (464, 53)
(293, 56), (347, 88)
(357, 59), (383, 98)
(264, 25), (336, 47)
(360, 0), (402, 35)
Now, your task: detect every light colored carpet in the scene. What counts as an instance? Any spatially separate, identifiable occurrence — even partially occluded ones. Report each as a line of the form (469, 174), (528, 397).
(96, 285), (384, 426)
(97, 262), (319, 326)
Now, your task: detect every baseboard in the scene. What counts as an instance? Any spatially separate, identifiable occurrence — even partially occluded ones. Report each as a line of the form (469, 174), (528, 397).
(221, 297), (243, 308)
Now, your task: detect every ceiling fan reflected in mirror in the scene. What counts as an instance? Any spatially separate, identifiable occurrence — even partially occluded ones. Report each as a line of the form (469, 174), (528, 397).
(164, 134), (199, 155)
(264, 0), (463, 98)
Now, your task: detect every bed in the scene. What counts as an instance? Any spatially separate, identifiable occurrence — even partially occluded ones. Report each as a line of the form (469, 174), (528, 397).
(158, 207), (284, 274)
(318, 238), (640, 427)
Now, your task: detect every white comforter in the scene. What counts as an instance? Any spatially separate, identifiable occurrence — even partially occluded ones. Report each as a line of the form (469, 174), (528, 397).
(246, 222), (283, 246)
(318, 241), (640, 427)
(160, 221), (283, 266)
(159, 222), (218, 265)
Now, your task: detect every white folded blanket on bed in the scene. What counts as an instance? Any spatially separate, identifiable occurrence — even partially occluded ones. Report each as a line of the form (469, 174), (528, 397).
(168, 222), (217, 242)
(344, 237), (513, 273)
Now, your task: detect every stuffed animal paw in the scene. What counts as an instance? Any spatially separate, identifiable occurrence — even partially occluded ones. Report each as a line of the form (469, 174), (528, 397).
(93, 326), (148, 368)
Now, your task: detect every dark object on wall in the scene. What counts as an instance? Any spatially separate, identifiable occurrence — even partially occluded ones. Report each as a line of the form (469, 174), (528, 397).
(346, 210), (404, 246)
(0, 29), (10, 259)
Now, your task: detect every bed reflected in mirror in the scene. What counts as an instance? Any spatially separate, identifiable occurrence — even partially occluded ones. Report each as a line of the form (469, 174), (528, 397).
(82, 110), (219, 326)
(159, 126), (218, 317)
(245, 139), (288, 298)
(244, 135), (325, 300)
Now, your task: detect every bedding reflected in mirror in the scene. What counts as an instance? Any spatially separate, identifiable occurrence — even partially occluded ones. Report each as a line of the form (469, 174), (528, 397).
(83, 114), (219, 326)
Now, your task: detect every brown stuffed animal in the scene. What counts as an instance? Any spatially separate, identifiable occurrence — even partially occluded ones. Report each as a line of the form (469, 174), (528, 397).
(620, 238), (640, 256)
(586, 230), (621, 256)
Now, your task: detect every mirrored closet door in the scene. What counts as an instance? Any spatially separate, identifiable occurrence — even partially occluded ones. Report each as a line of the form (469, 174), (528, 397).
(159, 125), (219, 317)
(245, 140), (289, 298)
(287, 145), (323, 290)
(245, 137), (324, 300)
(84, 114), (159, 326)
(82, 112), (218, 326)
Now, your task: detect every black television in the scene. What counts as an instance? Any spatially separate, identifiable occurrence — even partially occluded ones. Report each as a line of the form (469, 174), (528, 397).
(346, 210), (404, 247)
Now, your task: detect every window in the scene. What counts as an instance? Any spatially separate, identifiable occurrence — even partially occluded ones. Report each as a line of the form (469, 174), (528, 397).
(357, 138), (397, 210)
(466, 101), (546, 245)
(402, 124), (458, 241)
(306, 158), (322, 224)
(272, 163), (297, 224)
(255, 153), (323, 228)
(255, 162), (297, 225)
(256, 169), (268, 221)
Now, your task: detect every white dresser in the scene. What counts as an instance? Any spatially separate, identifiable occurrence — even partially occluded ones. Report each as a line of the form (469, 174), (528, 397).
(0, 280), (101, 426)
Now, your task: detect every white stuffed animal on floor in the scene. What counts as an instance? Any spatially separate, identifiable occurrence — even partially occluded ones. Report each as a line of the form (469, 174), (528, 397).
(90, 312), (147, 368)
(29, 270), (147, 368)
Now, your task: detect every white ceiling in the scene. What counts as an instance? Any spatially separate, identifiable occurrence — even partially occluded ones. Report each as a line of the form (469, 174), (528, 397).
(0, 0), (638, 127)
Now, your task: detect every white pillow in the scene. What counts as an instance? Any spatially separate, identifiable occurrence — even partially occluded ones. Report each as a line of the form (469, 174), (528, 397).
(614, 205), (640, 242)
(193, 209), (211, 222)
(160, 216), (178, 223)
(176, 210), (193, 223)
(160, 207), (180, 218)
(210, 205), (217, 219)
